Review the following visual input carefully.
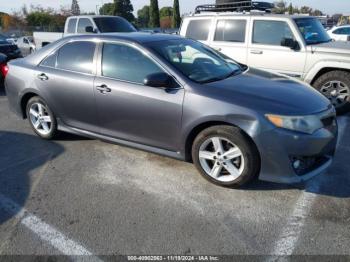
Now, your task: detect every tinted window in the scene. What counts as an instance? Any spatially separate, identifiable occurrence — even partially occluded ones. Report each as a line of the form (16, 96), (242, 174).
(93, 17), (136, 33)
(56, 41), (96, 74)
(214, 20), (246, 42)
(102, 43), (163, 84)
(40, 53), (57, 68)
(253, 20), (294, 45)
(77, 18), (94, 33)
(185, 19), (211, 41)
(67, 18), (77, 34)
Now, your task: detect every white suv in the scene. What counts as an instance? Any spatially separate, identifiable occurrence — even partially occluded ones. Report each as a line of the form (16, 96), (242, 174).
(180, 13), (350, 113)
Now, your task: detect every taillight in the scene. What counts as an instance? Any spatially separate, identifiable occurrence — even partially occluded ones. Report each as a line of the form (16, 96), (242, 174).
(0, 64), (9, 78)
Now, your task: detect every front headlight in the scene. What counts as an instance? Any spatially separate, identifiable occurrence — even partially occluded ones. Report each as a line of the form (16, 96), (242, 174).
(265, 114), (323, 134)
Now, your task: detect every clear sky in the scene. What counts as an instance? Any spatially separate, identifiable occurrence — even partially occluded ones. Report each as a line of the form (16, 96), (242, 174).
(1, 0), (350, 16)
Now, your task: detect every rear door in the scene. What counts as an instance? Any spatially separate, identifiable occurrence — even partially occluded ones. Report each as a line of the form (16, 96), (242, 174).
(94, 41), (184, 151)
(35, 40), (99, 132)
(209, 17), (249, 64)
(247, 18), (307, 78)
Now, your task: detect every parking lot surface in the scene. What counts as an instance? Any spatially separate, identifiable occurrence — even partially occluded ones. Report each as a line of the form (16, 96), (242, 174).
(0, 87), (349, 257)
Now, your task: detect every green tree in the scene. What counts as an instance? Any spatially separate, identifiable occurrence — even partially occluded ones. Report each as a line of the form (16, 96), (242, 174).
(137, 5), (150, 28)
(71, 0), (80, 16)
(160, 7), (173, 18)
(287, 3), (293, 15)
(272, 0), (287, 14)
(100, 3), (114, 15)
(300, 6), (313, 14)
(113, 0), (135, 22)
(312, 9), (323, 16)
(149, 0), (160, 28)
(172, 0), (181, 28)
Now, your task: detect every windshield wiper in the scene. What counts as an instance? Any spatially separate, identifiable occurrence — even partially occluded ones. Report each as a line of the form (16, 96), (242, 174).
(199, 69), (241, 84)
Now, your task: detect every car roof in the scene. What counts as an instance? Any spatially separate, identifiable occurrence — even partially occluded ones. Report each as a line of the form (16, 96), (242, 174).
(66, 32), (183, 44)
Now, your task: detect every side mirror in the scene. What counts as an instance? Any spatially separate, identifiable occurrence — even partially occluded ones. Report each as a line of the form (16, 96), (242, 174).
(85, 26), (95, 33)
(281, 38), (300, 51)
(144, 72), (175, 88)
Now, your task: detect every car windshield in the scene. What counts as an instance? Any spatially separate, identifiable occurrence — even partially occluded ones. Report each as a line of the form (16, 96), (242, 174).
(148, 39), (242, 84)
(93, 17), (137, 33)
(294, 18), (332, 45)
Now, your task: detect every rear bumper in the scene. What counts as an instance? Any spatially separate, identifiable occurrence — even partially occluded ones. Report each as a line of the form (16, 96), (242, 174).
(254, 122), (337, 184)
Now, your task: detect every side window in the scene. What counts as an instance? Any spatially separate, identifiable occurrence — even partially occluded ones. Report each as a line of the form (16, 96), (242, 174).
(77, 18), (94, 33)
(102, 43), (163, 84)
(214, 19), (246, 42)
(56, 41), (96, 74)
(67, 18), (77, 34)
(185, 19), (211, 41)
(253, 20), (294, 46)
(40, 53), (57, 68)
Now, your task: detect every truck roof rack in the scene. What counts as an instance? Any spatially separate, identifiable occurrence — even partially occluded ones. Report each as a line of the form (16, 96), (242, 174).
(194, 1), (275, 14)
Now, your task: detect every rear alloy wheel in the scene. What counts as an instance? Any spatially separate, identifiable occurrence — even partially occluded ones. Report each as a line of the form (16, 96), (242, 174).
(314, 70), (350, 114)
(26, 96), (57, 139)
(192, 126), (260, 187)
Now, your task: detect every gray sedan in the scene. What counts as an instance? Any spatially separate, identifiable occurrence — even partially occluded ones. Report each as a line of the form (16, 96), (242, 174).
(5, 33), (338, 187)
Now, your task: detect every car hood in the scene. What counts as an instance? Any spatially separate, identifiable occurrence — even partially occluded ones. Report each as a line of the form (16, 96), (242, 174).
(309, 41), (350, 55)
(203, 68), (331, 115)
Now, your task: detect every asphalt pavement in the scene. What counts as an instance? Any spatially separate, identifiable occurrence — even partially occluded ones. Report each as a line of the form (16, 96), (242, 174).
(0, 86), (349, 258)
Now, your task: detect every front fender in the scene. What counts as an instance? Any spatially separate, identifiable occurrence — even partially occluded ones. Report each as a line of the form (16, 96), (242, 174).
(304, 60), (350, 84)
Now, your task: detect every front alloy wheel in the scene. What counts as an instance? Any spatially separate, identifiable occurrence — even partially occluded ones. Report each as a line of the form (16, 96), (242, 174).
(192, 125), (260, 187)
(313, 70), (350, 114)
(199, 137), (244, 183)
(320, 80), (349, 109)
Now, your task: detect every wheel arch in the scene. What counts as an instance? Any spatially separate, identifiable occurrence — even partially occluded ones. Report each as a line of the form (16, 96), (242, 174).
(184, 120), (260, 163)
(20, 91), (40, 119)
(310, 67), (350, 85)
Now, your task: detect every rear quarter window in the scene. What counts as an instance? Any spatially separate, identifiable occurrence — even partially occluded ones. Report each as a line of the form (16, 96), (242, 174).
(185, 19), (212, 41)
(67, 18), (77, 34)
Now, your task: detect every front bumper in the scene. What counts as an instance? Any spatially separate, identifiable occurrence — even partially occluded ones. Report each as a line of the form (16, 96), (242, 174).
(254, 115), (338, 184)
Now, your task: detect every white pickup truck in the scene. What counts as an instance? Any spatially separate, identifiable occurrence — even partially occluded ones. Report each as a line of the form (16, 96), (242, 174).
(33, 15), (136, 49)
(180, 7), (350, 113)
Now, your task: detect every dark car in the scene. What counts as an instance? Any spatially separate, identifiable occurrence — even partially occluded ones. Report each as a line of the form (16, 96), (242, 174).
(0, 53), (8, 88)
(0, 34), (22, 60)
(4, 33), (338, 187)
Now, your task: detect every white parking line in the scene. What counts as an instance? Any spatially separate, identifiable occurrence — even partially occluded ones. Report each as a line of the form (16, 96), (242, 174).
(0, 194), (100, 258)
(270, 116), (348, 256)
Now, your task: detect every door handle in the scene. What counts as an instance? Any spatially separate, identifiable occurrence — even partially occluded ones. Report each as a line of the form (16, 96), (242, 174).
(38, 73), (49, 81)
(250, 50), (263, 55)
(96, 84), (111, 94)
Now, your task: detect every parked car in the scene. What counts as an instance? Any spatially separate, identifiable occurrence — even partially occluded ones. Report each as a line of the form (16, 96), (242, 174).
(33, 15), (137, 49)
(180, 12), (350, 113)
(16, 36), (36, 56)
(0, 34), (22, 60)
(328, 25), (350, 41)
(0, 53), (8, 87)
(5, 33), (337, 187)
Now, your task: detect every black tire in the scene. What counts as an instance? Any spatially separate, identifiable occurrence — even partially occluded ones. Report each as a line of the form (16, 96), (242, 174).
(192, 125), (260, 188)
(313, 70), (350, 114)
(26, 96), (58, 140)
